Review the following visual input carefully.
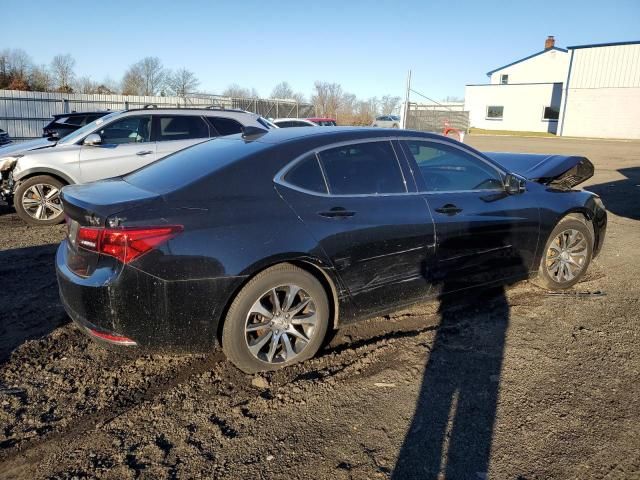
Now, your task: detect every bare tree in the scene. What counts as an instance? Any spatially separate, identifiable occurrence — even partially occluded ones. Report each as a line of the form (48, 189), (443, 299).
(121, 57), (165, 96)
(29, 64), (53, 91)
(380, 94), (401, 115)
(222, 84), (257, 98)
(0, 48), (33, 89)
(270, 81), (294, 99)
(137, 57), (165, 96)
(74, 76), (99, 94)
(166, 68), (199, 97)
(50, 54), (76, 92)
(312, 81), (343, 117)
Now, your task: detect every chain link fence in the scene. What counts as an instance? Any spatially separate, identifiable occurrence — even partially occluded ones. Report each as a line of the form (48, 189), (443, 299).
(405, 102), (469, 133)
(0, 89), (314, 140)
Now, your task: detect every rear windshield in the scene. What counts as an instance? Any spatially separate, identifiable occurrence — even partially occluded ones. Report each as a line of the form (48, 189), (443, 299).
(124, 137), (265, 194)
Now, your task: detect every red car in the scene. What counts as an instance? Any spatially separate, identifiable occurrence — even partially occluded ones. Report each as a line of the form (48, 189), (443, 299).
(306, 117), (337, 126)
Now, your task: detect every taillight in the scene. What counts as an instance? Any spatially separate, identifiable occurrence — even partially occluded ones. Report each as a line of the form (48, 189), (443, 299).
(76, 225), (183, 264)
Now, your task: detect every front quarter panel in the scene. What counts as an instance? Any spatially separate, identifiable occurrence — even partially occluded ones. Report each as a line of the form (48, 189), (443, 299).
(12, 146), (82, 184)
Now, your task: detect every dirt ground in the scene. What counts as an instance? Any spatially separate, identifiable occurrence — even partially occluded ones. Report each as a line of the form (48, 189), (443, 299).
(0, 135), (638, 479)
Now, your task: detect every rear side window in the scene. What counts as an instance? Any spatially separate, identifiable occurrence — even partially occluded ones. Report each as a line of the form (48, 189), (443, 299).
(317, 141), (405, 195)
(207, 117), (244, 136)
(65, 115), (86, 126)
(284, 154), (327, 193)
(124, 138), (265, 194)
(157, 115), (209, 141)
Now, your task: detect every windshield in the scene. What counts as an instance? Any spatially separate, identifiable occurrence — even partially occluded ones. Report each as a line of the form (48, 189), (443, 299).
(58, 111), (121, 144)
(258, 116), (278, 129)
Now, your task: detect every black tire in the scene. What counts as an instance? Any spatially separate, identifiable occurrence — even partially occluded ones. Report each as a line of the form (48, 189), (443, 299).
(14, 175), (65, 226)
(221, 263), (330, 373)
(534, 216), (594, 290)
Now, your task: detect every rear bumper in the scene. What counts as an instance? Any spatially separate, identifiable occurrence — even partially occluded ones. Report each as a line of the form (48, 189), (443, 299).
(56, 240), (241, 353)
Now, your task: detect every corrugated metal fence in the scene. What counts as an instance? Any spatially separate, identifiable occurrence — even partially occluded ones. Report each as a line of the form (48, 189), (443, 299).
(0, 90), (315, 140)
(405, 102), (469, 133)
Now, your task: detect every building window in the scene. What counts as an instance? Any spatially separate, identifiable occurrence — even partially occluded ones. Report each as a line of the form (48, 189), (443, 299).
(500, 74), (509, 84)
(542, 106), (560, 121)
(486, 106), (504, 120)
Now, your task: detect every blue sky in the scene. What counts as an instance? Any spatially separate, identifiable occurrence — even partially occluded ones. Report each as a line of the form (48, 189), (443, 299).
(2, 0), (639, 101)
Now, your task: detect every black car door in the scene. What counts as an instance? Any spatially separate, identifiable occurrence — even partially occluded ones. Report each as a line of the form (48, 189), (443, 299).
(276, 139), (436, 319)
(399, 138), (540, 292)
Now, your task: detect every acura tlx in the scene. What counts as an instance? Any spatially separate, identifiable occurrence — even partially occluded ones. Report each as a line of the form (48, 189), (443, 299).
(56, 127), (606, 373)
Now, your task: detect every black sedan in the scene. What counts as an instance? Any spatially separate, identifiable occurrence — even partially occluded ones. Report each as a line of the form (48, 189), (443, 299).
(56, 128), (606, 373)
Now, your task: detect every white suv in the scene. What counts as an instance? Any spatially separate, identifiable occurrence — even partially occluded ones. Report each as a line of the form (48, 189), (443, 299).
(0, 107), (275, 225)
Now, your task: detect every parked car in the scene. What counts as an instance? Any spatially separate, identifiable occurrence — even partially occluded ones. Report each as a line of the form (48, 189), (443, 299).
(372, 114), (401, 128)
(43, 111), (112, 140)
(307, 117), (337, 126)
(56, 127), (606, 373)
(272, 118), (318, 128)
(0, 106), (275, 226)
(0, 128), (11, 146)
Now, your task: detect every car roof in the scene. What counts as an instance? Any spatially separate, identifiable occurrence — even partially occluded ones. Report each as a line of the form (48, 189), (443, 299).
(306, 117), (336, 122)
(273, 118), (314, 122)
(235, 126), (444, 145)
(53, 111), (111, 117)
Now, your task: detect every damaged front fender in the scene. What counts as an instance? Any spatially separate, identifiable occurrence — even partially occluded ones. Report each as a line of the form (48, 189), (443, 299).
(0, 155), (21, 202)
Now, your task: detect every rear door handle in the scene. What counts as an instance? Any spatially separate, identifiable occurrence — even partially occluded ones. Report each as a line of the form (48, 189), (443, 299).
(434, 203), (462, 215)
(136, 150), (153, 156)
(318, 207), (356, 218)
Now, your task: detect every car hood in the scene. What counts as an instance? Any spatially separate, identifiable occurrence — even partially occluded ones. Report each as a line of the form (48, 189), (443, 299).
(485, 152), (594, 189)
(0, 138), (56, 156)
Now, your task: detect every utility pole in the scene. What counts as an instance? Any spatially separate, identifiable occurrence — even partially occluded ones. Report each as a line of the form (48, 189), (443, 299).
(402, 70), (411, 129)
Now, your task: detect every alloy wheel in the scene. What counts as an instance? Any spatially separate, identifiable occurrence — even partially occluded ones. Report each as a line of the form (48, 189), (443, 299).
(21, 183), (63, 221)
(245, 284), (318, 364)
(545, 228), (588, 283)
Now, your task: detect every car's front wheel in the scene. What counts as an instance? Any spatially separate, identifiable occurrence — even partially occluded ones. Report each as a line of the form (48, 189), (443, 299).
(222, 263), (330, 373)
(535, 216), (594, 289)
(14, 175), (65, 226)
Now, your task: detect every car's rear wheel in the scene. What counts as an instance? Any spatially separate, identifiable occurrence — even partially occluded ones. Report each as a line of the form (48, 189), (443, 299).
(535, 216), (594, 290)
(14, 175), (65, 226)
(222, 263), (329, 373)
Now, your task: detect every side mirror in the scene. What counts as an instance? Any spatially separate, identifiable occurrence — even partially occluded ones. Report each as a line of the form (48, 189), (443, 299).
(83, 133), (102, 146)
(504, 173), (526, 195)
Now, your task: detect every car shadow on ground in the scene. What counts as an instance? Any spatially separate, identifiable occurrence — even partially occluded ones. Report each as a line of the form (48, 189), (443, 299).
(0, 244), (68, 363)
(585, 167), (640, 221)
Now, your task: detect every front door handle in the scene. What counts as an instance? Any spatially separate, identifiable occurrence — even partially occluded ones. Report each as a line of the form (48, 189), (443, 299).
(318, 207), (356, 218)
(136, 150), (153, 156)
(434, 203), (462, 215)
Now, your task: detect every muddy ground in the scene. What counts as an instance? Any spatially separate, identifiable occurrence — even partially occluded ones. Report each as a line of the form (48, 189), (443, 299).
(0, 135), (638, 479)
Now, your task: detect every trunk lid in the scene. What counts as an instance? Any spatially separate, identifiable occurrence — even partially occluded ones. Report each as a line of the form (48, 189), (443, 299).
(61, 178), (164, 277)
(485, 152), (594, 188)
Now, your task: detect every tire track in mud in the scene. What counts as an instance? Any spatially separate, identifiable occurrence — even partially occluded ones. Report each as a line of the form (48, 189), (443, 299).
(0, 262), (541, 479)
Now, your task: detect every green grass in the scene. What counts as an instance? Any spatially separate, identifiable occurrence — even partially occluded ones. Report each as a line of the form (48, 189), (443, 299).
(468, 128), (556, 137)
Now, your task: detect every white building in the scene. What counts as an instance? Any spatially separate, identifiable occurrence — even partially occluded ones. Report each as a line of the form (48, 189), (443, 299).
(465, 37), (640, 139)
(559, 41), (640, 139)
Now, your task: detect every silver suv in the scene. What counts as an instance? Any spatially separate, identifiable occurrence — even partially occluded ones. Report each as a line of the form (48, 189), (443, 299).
(0, 107), (275, 225)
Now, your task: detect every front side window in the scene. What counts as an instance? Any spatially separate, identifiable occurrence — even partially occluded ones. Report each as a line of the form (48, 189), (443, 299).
(207, 117), (244, 136)
(500, 74), (509, 84)
(283, 154), (327, 193)
(486, 106), (504, 120)
(403, 140), (503, 192)
(98, 116), (151, 144)
(317, 141), (405, 195)
(157, 115), (209, 141)
(542, 106), (559, 121)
